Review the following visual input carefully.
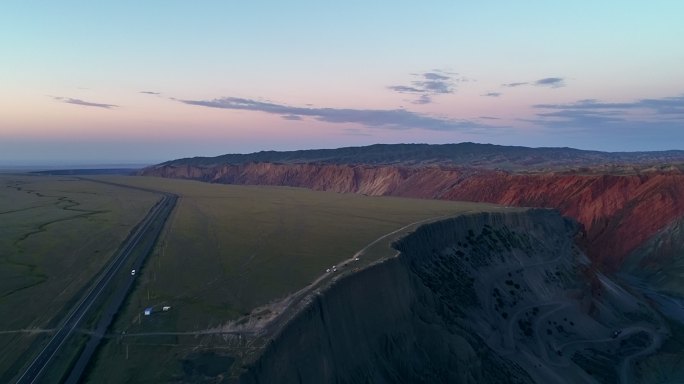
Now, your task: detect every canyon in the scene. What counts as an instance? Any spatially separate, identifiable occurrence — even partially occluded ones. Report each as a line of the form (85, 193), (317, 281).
(141, 161), (684, 270)
(137, 144), (684, 382)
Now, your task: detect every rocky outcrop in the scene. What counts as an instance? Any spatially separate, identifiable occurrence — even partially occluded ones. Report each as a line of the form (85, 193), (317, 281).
(238, 210), (662, 383)
(141, 163), (684, 269)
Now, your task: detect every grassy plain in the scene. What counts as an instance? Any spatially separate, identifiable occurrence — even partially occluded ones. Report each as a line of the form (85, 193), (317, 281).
(0, 174), (159, 381)
(84, 175), (501, 382)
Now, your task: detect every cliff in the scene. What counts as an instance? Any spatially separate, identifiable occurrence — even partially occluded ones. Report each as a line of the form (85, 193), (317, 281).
(238, 210), (663, 383)
(140, 163), (684, 269)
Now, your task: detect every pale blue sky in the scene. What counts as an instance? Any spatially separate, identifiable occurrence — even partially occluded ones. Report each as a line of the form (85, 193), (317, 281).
(1, 1), (683, 165)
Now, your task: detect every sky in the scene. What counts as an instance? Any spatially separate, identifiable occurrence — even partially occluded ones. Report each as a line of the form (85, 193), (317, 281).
(1, 1), (683, 165)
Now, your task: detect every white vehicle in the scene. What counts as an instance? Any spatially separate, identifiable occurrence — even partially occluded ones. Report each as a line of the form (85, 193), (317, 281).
(326, 268), (331, 273)
(131, 269), (136, 276)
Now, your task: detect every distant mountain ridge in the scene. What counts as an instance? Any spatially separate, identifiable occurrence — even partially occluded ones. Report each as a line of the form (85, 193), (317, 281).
(159, 143), (684, 170)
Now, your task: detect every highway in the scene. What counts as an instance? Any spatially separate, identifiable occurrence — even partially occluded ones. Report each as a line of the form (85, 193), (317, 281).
(14, 179), (177, 384)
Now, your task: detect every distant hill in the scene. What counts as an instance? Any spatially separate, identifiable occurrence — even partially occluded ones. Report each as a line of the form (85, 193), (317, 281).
(157, 143), (684, 171)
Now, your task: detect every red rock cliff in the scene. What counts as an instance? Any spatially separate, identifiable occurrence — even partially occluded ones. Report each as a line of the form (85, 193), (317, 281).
(141, 163), (684, 269)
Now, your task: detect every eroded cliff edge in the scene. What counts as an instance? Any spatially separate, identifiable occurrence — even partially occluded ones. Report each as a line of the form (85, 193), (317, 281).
(238, 210), (664, 384)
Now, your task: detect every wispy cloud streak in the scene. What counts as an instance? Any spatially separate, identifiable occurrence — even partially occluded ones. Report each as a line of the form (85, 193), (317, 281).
(534, 77), (565, 87)
(51, 96), (118, 109)
(531, 94), (684, 128)
(535, 96), (684, 114)
(388, 70), (465, 104)
(179, 96), (488, 132)
(502, 82), (528, 88)
(503, 77), (565, 88)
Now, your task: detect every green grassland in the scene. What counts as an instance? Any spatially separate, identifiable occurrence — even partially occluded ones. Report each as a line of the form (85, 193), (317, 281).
(84, 175), (502, 383)
(0, 175), (159, 380)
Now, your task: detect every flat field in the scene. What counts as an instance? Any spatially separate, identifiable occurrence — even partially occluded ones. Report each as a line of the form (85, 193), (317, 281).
(84, 175), (501, 382)
(0, 174), (159, 380)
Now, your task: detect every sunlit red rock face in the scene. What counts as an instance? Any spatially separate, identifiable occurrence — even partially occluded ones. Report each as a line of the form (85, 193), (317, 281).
(441, 171), (684, 270)
(141, 163), (684, 270)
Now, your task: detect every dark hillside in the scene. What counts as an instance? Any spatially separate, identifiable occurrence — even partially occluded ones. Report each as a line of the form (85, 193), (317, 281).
(158, 143), (684, 171)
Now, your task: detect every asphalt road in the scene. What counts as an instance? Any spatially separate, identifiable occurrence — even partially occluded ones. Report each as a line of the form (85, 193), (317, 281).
(14, 179), (177, 384)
